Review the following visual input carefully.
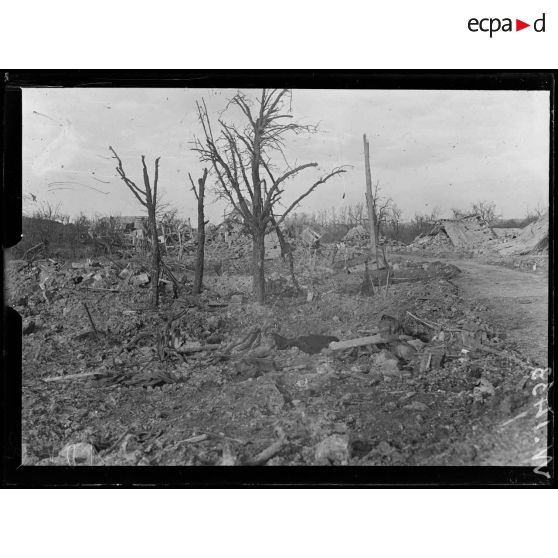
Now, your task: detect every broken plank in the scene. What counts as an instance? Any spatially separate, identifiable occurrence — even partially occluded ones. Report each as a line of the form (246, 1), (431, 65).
(176, 343), (222, 354)
(83, 287), (121, 292)
(329, 333), (414, 351)
(328, 334), (386, 350)
(43, 371), (107, 382)
(244, 439), (284, 466)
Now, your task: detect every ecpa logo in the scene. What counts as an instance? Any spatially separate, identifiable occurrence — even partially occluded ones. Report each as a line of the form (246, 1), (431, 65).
(468, 13), (546, 37)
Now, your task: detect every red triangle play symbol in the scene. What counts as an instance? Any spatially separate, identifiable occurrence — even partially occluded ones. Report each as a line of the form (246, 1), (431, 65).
(516, 19), (530, 31)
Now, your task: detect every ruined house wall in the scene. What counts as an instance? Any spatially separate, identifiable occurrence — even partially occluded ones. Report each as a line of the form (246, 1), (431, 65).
(498, 212), (549, 255)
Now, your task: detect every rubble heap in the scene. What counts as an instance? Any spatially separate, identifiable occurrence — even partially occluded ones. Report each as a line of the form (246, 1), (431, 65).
(409, 215), (497, 254)
(497, 212), (549, 256)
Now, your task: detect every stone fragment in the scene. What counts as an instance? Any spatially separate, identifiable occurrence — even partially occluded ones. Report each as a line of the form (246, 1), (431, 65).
(403, 401), (429, 412)
(315, 435), (350, 465)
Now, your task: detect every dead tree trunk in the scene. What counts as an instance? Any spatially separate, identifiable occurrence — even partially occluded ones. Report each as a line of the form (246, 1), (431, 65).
(252, 228), (266, 303)
(147, 206), (160, 306)
(109, 146), (161, 307)
(193, 187), (205, 295)
(363, 134), (384, 270)
(193, 90), (346, 304)
(189, 169), (208, 295)
(270, 214), (301, 293)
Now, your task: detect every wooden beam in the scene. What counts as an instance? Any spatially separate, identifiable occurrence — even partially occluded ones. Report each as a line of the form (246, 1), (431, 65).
(329, 334), (385, 350)
(328, 333), (412, 351)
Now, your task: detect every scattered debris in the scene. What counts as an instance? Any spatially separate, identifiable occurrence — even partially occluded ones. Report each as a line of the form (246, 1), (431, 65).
(390, 341), (417, 361)
(10, 231), (545, 466)
(371, 440), (397, 457)
(473, 378), (496, 401)
(372, 349), (400, 372)
(130, 272), (150, 286)
(244, 427), (286, 466)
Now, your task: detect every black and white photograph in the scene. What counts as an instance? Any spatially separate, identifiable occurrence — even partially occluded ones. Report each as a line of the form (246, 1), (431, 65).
(3, 76), (552, 479)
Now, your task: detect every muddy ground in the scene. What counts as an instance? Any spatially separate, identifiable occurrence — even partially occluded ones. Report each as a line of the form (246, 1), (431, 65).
(8, 245), (550, 467)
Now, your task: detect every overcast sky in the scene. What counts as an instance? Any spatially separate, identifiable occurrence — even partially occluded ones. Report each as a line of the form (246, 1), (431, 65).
(22, 88), (549, 223)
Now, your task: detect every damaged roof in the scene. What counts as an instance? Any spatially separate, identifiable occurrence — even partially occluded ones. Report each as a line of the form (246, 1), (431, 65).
(439, 215), (497, 248)
(343, 224), (368, 240)
(413, 214), (497, 249)
(498, 211), (549, 255)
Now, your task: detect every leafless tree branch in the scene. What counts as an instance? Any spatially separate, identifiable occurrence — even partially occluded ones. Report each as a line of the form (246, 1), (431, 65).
(191, 89), (348, 302)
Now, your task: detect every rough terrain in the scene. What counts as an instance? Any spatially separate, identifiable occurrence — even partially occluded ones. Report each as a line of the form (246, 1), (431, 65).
(447, 259), (548, 365)
(9, 246), (551, 468)
(440, 258), (549, 466)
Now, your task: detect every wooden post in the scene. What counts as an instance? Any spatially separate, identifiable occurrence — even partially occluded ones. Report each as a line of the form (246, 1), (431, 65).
(190, 169), (208, 295)
(177, 223), (183, 259)
(363, 134), (383, 270)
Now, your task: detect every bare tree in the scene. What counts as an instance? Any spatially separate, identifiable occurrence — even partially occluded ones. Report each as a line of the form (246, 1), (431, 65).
(109, 146), (161, 307)
(337, 206), (348, 225)
(387, 204), (402, 240)
(347, 202), (366, 226)
(411, 207), (440, 238)
(329, 206), (338, 224)
(470, 200), (498, 224)
(426, 207), (441, 222)
(524, 201), (547, 221)
(33, 200), (70, 224)
(189, 168), (209, 295)
(313, 208), (330, 227)
(451, 207), (466, 219)
(370, 179), (394, 239)
(90, 214), (126, 255)
(193, 89), (346, 302)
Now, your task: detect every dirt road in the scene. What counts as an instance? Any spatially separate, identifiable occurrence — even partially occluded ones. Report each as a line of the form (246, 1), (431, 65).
(447, 259), (548, 366)
(442, 259), (549, 467)
(401, 254), (549, 364)
(396, 255), (550, 466)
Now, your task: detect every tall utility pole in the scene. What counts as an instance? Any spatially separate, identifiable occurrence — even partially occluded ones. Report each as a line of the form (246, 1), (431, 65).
(363, 134), (383, 268)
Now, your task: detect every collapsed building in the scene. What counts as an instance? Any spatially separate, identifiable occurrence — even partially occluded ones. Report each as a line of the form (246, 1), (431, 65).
(342, 223), (404, 248)
(410, 214), (497, 252)
(497, 211), (549, 256)
(207, 211), (285, 260)
(492, 227), (522, 239)
(215, 212), (246, 246)
(300, 227), (322, 248)
(343, 224), (368, 242)
(89, 215), (193, 252)
(207, 208), (323, 260)
(409, 211), (549, 257)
